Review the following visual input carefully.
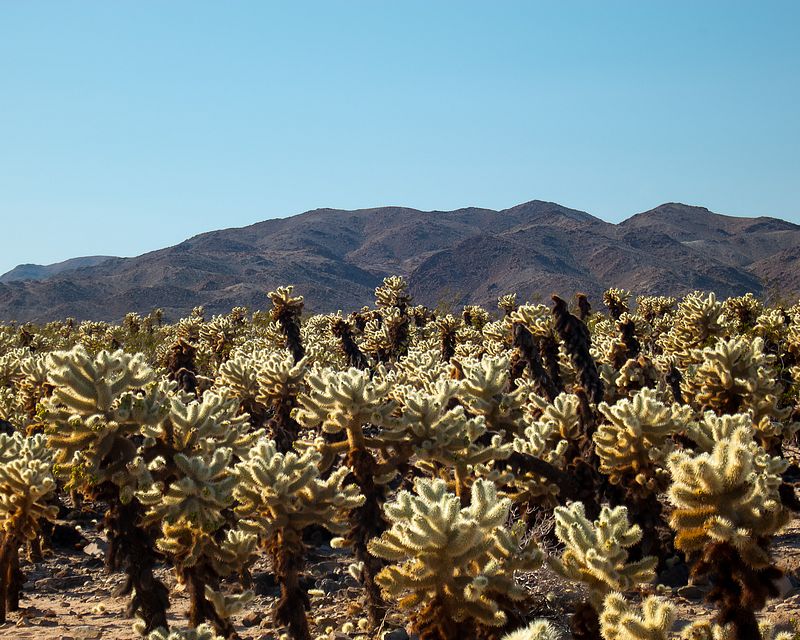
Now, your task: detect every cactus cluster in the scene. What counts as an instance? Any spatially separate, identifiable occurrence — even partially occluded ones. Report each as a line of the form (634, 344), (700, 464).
(0, 284), (797, 640)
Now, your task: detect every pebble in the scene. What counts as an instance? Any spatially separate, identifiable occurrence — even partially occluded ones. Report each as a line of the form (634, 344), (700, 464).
(242, 610), (265, 627)
(382, 630), (410, 640)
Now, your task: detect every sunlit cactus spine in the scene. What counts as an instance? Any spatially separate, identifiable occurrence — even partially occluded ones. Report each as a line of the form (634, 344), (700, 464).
(233, 439), (364, 640)
(667, 421), (789, 640)
(0, 433), (58, 622)
(43, 346), (170, 633)
(369, 478), (542, 640)
(294, 365), (397, 626)
(598, 592), (674, 640)
(550, 502), (657, 640)
(268, 286), (305, 363)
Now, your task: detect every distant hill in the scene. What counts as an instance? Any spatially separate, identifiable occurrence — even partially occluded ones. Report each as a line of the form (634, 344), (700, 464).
(1, 201), (798, 323)
(0, 256), (116, 283)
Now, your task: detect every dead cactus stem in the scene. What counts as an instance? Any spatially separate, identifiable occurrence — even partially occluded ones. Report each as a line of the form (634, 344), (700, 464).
(551, 296), (604, 404)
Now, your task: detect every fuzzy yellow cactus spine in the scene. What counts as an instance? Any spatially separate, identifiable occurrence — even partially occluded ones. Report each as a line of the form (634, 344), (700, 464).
(502, 620), (564, 640)
(294, 365), (397, 626)
(368, 478), (542, 640)
(458, 354), (529, 436)
(667, 421), (789, 640)
(268, 286), (305, 363)
(0, 433), (58, 622)
(44, 346), (170, 633)
(551, 502), (657, 640)
(233, 439), (363, 640)
(599, 593), (675, 640)
(371, 276), (412, 362)
(603, 288), (632, 321)
(681, 336), (793, 446)
(388, 384), (512, 500)
(255, 351), (307, 452)
(140, 623), (226, 640)
(659, 292), (725, 367)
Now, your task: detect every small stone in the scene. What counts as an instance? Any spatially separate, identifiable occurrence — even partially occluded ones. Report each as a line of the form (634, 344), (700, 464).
(71, 626), (102, 640)
(382, 630), (410, 640)
(773, 574), (793, 598)
(242, 611), (265, 627)
(82, 542), (105, 558)
(677, 584), (705, 600)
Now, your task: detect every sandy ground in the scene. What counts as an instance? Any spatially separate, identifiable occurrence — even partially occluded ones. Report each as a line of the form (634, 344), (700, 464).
(1, 515), (798, 640)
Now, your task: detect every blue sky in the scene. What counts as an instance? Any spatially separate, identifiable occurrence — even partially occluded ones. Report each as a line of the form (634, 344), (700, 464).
(1, 2), (798, 273)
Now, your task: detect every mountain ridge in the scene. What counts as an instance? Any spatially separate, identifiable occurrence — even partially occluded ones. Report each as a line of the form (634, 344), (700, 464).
(2, 201), (798, 323)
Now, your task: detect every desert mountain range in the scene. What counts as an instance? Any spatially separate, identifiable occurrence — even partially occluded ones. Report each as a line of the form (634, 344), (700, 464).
(2, 201), (799, 322)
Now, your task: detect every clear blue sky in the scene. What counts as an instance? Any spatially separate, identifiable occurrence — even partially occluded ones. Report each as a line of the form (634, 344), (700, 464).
(1, 1), (798, 274)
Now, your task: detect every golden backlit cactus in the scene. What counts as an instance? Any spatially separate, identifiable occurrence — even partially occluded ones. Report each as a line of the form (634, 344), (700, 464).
(388, 383), (512, 498)
(603, 288), (632, 321)
(502, 620), (564, 640)
(667, 423), (788, 568)
(142, 623), (226, 640)
(268, 285), (305, 363)
(667, 421), (789, 639)
(595, 387), (691, 490)
(681, 336), (792, 442)
(498, 293), (519, 316)
(44, 345), (171, 631)
(551, 503), (657, 608)
(295, 366), (396, 439)
(659, 292), (725, 365)
(368, 477), (542, 639)
(0, 434), (58, 622)
(139, 447), (252, 638)
(458, 354), (528, 436)
(599, 593), (675, 640)
(233, 439), (363, 640)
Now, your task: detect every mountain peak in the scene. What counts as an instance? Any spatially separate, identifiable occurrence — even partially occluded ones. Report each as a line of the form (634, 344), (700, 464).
(1, 200), (797, 323)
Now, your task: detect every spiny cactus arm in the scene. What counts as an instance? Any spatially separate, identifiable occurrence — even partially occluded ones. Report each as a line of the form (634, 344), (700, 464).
(139, 623), (226, 640)
(551, 503), (657, 607)
(502, 620), (564, 640)
(599, 592), (675, 640)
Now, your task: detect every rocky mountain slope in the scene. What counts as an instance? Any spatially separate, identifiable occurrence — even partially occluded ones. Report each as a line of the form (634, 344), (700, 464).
(1, 201), (798, 322)
(0, 256), (116, 284)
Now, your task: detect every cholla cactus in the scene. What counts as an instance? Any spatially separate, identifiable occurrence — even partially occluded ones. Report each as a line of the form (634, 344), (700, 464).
(255, 351), (307, 452)
(294, 366), (397, 625)
(599, 593), (674, 640)
(141, 623), (226, 640)
(722, 293), (763, 333)
(139, 448), (251, 638)
(659, 292), (725, 366)
(388, 384), (512, 499)
(595, 388), (691, 490)
(551, 502), (657, 640)
(667, 423), (789, 639)
(458, 355), (528, 436)
(369, 478), (542, 639)
(216, 352), (268, 427)
(551, 295), (604, 405)
(44, 346), (169, 632)
(603, 288), (631, 321)
(330, 317), (370, 369)
(635, 296), (676, 323)
(498, 293), (519, 316)
(268, 286), (305, 363)
(435, 314), (459, 362)
(682, 336), (792, 444)
(0, 434), (58, 622)
(375, 275), (412, 311)
(502, 620), (564, 640)
(551, 503), (656, 607)
(233, 439), (363, 640)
